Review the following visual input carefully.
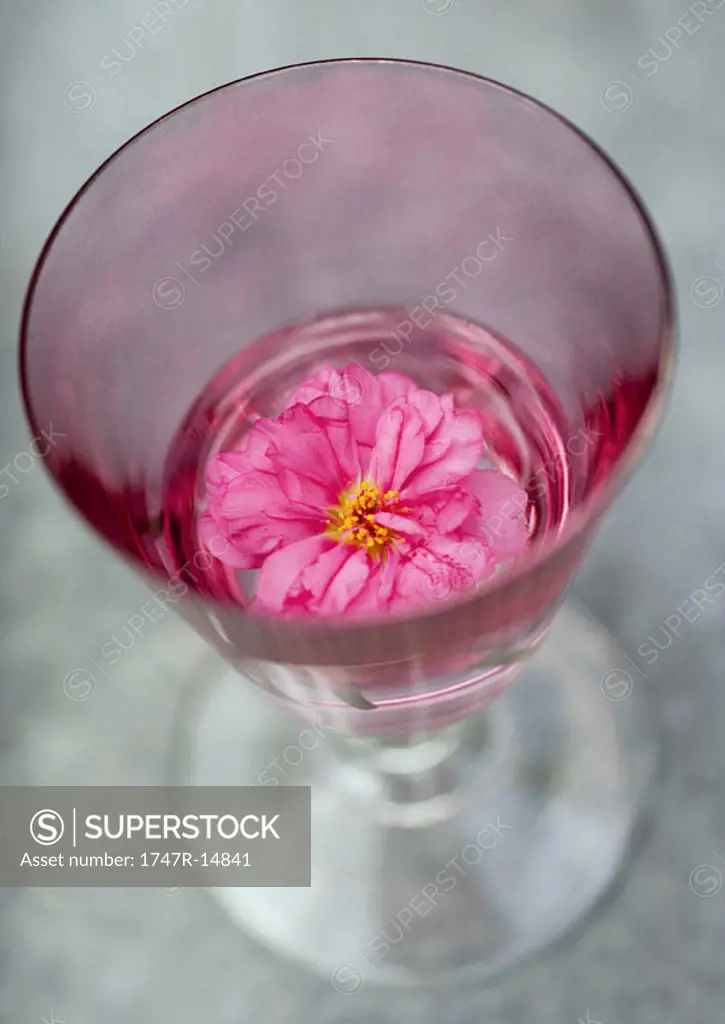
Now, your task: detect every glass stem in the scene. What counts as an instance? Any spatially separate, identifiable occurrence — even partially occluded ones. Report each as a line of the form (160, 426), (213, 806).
(328, 716), (494, 826)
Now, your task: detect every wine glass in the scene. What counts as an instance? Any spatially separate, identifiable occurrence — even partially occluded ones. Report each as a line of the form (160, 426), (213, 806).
(20, 59), (674, 987)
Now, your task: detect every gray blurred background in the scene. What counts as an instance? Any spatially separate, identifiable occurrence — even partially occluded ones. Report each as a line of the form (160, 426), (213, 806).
(1, 1), (725, 1021)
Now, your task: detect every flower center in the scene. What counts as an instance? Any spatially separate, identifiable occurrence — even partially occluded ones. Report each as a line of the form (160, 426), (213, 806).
(325, 481), (403, 557)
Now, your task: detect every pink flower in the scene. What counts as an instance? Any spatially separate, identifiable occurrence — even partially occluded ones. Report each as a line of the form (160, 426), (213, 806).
(200, 365), (529, 619)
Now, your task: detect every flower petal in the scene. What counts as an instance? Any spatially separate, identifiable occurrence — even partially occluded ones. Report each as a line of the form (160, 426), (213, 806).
(462, 469), (530, 560)
(254, 403), (347, 495)
(205, 451), (254, 504)
(347, 368), (419, 450)
(434, 490), (477, 533)
(377, 371), (419, 405)
(402, 409), (483, 498)
(305, 394), (362, 482)
(198, 512), (259, 569)
(255, 535), (334, 613)
(404, 388), (444, 437)
(288, 365), (422, 473)
(394, 532), (496, 609)
(287, 365), (340, 406)
(205, 363), (530, 623)
(368, 403), (426, 492)
(304, 546), (372, 617)
(215, 473), (287, 519)
(344, 552), (402, 616)
(200, 507), (318, 570)
(374, 511), (427, 539)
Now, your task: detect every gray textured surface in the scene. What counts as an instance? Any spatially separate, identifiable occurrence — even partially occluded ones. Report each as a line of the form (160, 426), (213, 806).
(1, 1), (725, 1021)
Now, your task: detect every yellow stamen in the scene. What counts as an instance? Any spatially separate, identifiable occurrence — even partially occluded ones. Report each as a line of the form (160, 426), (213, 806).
(325, 481), (402, 558)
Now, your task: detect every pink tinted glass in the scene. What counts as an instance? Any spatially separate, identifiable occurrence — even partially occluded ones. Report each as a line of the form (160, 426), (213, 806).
(20, 60), (673, 678)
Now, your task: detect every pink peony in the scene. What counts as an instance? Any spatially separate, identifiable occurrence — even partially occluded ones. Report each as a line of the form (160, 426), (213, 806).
(200, 365), (529, 619)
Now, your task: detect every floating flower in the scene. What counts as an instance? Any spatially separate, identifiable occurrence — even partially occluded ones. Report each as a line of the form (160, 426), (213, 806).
(200, 365), (529, 618)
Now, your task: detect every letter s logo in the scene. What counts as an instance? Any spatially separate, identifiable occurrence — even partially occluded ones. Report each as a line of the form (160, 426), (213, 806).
(30, 809), (65, 845)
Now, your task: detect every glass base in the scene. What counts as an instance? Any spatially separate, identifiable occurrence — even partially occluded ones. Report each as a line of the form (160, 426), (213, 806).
(176, 601), (655, 987)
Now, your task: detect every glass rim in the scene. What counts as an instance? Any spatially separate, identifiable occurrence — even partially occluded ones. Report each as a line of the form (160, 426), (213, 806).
(19, 58), (677, 654)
